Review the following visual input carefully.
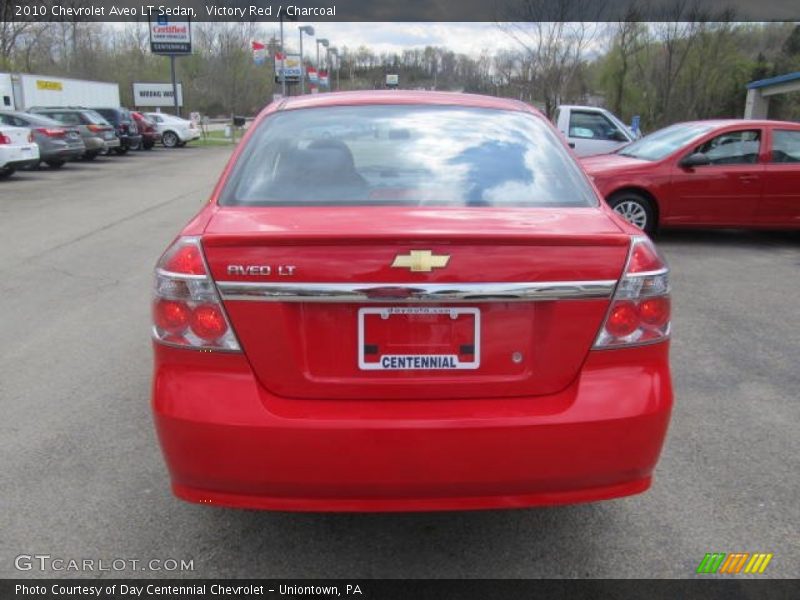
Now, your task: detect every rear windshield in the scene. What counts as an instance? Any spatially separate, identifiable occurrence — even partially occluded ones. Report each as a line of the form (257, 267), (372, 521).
(220, 105), (597, 208)
(82, 110), (111, 125)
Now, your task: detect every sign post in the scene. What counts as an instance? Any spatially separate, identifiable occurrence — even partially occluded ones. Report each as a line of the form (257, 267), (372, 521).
(149, 16), (191, 117)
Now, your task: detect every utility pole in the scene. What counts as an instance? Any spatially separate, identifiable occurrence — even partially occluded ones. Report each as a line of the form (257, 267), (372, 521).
(170, 55), (179, 116)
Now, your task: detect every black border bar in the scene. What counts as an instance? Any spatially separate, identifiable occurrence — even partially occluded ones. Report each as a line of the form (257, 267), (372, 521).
(3, 579), (799, 600)
(6, 0), (800, 22)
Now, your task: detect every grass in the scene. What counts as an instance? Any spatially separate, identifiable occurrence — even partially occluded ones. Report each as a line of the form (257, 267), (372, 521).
(197, 128), (245, 146)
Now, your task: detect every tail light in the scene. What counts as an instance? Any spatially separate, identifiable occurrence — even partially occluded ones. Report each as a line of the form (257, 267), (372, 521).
(594, 236), (670, 348)
(152, 237), (240, 351)
(0, 134), (10, 144)
(35, 127), (66, 138)
(86, 124), (106, 133)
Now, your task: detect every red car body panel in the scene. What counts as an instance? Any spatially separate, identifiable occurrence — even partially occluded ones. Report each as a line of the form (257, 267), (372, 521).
(153, 342), (671, 511)
(151, 91), (673, 511)
(131, 111), (162, 145)
(582, 119), (800, 229)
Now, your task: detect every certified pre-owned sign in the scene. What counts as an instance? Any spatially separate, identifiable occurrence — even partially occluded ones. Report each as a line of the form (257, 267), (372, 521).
(133, 83), (184, 108)
(149, 17), (191, 55)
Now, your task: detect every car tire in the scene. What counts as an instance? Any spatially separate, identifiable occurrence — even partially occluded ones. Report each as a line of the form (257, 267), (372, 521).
(46, 160), (65, 169)
(608, 192), (657, 235)
(176, 141), (186, 147)
(0, 167), (15, 179)
(143, 140), (154, 150)
(115, 147), (129, 155)
(162, 131), (179, 148)
(130, 140), (142, 151)
(83, 152), (98, 161)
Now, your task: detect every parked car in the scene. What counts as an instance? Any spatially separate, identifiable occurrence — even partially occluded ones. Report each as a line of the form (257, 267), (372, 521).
(0, 123), (39, 178)
(91, 107), (142, 154)
(144, 112), (200, 148)
(151, 91), (673, 512)
(0, 110), (85, 168)
(28, 107), (119, 160)
(130, 111), (161, 150)
(554, 105), (638, 157)
(581, 119), (800, 234)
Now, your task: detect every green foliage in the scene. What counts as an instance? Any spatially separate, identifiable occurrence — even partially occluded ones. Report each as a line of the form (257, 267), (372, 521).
(3, 22), (800, 124)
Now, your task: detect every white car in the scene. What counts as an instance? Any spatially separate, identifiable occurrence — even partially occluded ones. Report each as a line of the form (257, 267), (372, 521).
(144, 112), (201, 148)
(0, 125), (40, 178)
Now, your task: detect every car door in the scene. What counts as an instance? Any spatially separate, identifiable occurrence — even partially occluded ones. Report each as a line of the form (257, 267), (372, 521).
(667, 128), (765, 226)
(567, 110), (629, 157)
(759, 128), (800, 226)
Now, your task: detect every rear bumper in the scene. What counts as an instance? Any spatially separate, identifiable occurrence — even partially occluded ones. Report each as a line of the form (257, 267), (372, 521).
(84, 137), (105, 151)
(42, 145), (85, 161)
(0, 144), (39, 169)
(152, 343), (673, 512)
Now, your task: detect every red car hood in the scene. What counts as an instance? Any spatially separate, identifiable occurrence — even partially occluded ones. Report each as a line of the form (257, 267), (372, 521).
(580, 153), (652, 175)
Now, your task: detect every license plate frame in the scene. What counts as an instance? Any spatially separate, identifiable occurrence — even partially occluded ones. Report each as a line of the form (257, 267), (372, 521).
(357, 306), (480, 371)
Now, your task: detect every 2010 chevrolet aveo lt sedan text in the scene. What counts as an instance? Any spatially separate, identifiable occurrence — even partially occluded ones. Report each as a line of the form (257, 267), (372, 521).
(151, 91), (673, 512)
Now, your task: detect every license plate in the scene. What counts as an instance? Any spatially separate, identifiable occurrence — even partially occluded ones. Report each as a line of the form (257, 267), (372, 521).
(358, 307), (480, 370)
(21, 146), (31, 153)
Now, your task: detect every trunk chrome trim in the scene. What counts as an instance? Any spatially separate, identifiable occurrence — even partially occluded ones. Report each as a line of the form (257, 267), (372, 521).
(215, 280), (617, 303)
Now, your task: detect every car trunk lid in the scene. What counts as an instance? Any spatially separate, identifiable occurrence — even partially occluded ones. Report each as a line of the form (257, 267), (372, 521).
(202, 206), (630, 400)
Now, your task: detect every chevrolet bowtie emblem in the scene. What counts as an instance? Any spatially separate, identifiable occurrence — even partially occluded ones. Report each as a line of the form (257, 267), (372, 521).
(391, 250), (450, 272)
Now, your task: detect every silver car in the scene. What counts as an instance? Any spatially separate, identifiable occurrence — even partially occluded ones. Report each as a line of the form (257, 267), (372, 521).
(0, 110), (86, 168)
(28, 108), (120, 160)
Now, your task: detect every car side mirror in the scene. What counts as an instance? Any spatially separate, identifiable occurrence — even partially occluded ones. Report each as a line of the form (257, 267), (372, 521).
(611, 130), (629, 142)
(679, 152), (711, 168)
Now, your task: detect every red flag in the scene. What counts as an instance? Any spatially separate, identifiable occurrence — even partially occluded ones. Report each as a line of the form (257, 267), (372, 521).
(275, 51), (285, 60)
(251, 41), (265, 50)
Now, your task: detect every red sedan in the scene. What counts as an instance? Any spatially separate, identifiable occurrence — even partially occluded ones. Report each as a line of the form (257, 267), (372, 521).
(582, 119), (800, 234)
(151, 91), (673, 512)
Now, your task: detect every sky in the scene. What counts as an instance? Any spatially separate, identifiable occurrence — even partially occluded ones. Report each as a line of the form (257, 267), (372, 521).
(274, 22), (523, 57)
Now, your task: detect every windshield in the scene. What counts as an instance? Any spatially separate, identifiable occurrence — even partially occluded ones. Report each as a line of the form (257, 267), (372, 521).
(618, 123), (714, 161)
(220, 105), (597, 208)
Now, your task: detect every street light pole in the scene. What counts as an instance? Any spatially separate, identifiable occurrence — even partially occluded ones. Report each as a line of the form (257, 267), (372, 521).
(279, 14), (286, 97)
(329, 48), (339, 91)
(316, 38), (329, 91)
(298, 26), (315, 95)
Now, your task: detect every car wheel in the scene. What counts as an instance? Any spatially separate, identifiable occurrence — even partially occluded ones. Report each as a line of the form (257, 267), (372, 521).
(83, 152), (98, 161)
(130, 140), (142, 151)
(162, 131), (179, 148)
(0, 167), (15, 179)
(608, 192), (656, 235)
(46, 160), (65, 169)
(143, 140), (154, 150)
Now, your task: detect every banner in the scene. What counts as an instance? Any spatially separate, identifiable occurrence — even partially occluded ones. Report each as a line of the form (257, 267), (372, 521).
(252, 41), (266, 65)
(307, 67), (318, 84)
(319, 70), (329, 87)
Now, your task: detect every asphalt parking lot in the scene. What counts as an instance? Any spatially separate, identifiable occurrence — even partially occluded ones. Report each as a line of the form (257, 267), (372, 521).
(1, 146), (798, 579)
